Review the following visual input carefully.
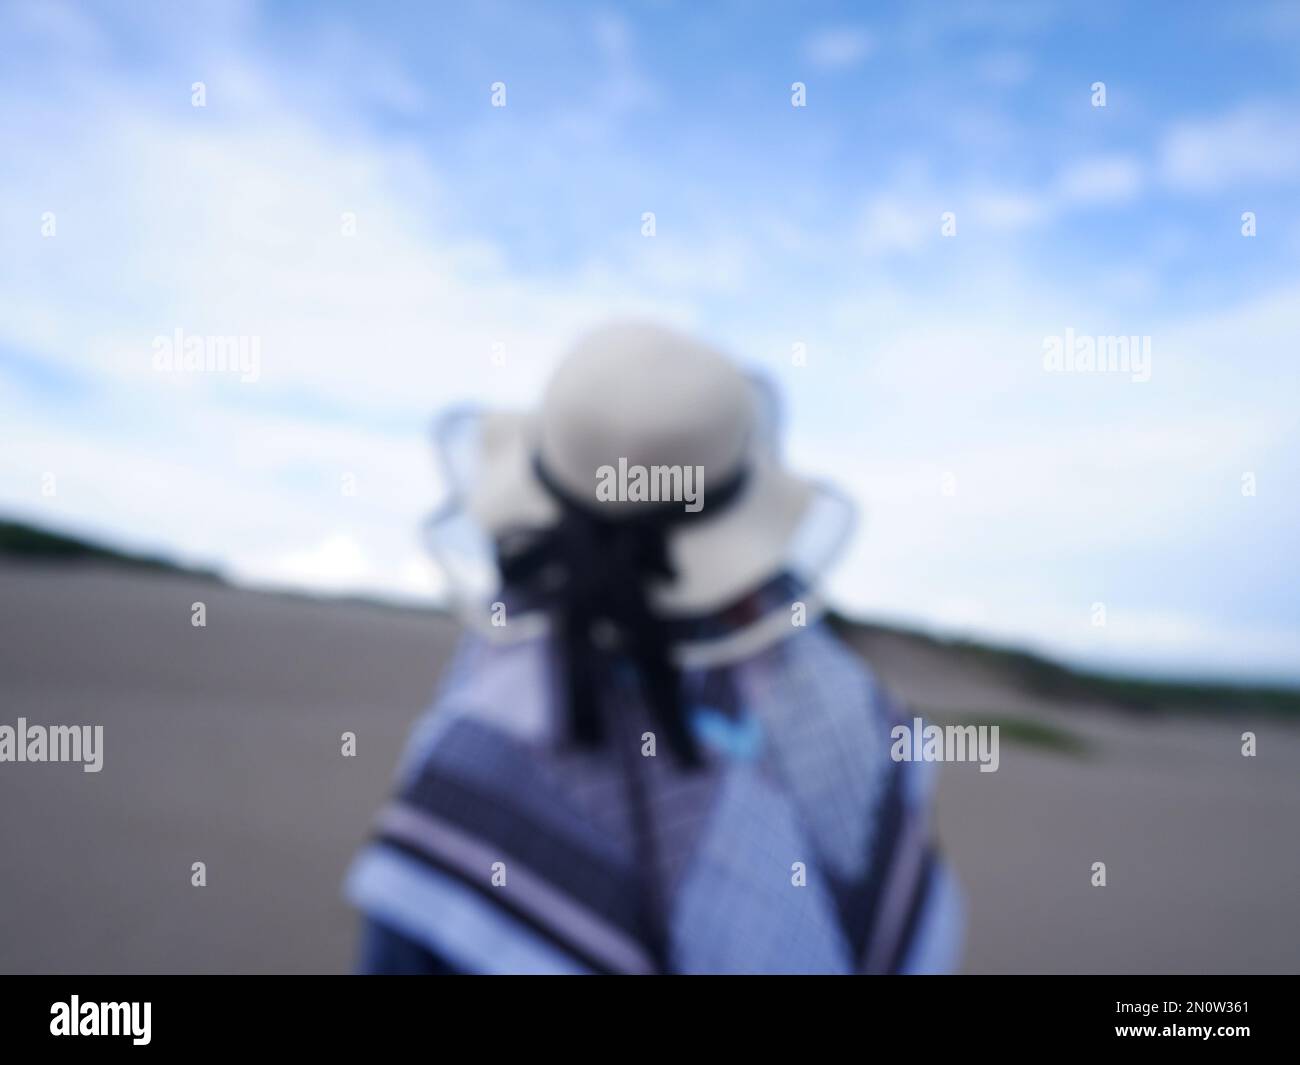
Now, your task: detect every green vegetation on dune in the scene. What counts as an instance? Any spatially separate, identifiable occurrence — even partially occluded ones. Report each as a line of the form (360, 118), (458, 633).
(0, 519), (214, 578)
(948, 634), (1300, 719)
(828, 613), (1300, 719)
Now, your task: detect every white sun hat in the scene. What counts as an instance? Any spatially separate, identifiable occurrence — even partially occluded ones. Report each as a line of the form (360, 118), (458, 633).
(423, 321), (855, 666)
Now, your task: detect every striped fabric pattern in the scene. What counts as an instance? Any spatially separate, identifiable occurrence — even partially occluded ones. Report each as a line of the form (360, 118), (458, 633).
(346, 621), (961, 973)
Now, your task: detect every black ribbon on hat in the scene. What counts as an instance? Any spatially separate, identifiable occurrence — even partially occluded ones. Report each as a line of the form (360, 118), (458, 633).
(496, 456), (749, 767)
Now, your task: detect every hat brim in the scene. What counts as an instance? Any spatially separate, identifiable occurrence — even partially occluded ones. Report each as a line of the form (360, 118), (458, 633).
(426, 400), (856, 654)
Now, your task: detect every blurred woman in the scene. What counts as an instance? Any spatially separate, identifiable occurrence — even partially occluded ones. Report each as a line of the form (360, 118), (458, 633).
(347, 323), (963, 974)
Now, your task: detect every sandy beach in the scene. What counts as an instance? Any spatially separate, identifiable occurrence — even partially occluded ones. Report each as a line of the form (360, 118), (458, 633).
(1, 560), (1296, 974)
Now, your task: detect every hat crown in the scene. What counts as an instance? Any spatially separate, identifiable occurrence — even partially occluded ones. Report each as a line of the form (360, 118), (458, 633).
(538, 323), (753, 505)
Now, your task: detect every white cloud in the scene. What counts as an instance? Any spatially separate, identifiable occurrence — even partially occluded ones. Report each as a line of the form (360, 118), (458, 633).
(1161, 104), (1300, 192)
(974, 50), (1033, 87)
(802, 27), (876, 71)
(1054, 155), (1144, 206)
(228, 533), (443, 601)
(851, 154), (1143, 255)
(0, 65), (703, 423)
(787, 271), (1300, 680)
(232, 533), (375, 593)
(0, 7), (698, 607)
(968, 190), (1051, 230)
(855, 194), (942, 255)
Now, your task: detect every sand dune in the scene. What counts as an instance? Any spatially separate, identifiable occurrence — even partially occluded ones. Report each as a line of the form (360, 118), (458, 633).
(1, 560), (1296, 973)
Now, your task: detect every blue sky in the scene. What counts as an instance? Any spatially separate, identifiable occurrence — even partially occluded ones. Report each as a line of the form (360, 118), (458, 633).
(1, 0), (1298, 680)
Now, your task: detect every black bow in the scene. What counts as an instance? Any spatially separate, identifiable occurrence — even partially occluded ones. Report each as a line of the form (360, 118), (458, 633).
(496, 459), (747, 768)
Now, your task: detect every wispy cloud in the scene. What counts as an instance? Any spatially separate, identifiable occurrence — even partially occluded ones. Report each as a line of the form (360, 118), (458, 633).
(1160, 104), (1300, 193)
(801, 26), (876, 71)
